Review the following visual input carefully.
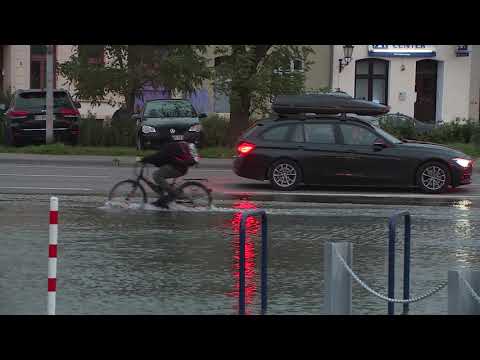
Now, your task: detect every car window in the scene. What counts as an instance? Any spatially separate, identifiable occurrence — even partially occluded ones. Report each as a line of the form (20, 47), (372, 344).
(261, 125), (291, 142)
(304, 123), (336, 144)
(144, 100), (197, 118)
(290, 124), (304, 143)
(340, 124), (378, 146)
(15, 92), (73, 110)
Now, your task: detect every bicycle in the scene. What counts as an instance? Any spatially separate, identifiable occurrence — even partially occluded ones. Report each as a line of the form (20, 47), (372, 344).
(108, 162), (213, 209)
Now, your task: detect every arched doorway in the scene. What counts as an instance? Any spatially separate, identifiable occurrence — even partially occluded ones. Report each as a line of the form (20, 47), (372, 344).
(415, 59), (438, 122)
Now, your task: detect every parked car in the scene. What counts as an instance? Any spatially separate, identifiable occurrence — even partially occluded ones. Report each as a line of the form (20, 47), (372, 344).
(1, 89), (81, 146)
(233, 94), (473, 194)
(134, 99), (206, 150)
(378, 112), (436, 134)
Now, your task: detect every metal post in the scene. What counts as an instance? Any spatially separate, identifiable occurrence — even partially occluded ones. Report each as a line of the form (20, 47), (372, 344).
(239, 218), (246, 315)
(46, 45), (54, 144)
(238, 209), (268, 315)
(403, 214), (411, 315)
(260, 212), (268, 315)
(324, 241), (352, 315)
(388, 222), (396, 315)
(448, 270), (480, 315)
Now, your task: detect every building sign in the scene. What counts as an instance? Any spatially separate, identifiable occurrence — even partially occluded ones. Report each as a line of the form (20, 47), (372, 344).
(368, 45), (436, 57)
(455, 45), (470, 57)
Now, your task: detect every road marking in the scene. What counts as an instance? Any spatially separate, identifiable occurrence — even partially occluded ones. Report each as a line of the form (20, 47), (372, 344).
(0, 173), (109, 178)
(0, 186), (92, 191)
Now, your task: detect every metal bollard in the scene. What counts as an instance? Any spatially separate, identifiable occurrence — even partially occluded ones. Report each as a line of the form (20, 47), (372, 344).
(324, 241), (352, 315)
(448, 270), (480, 315)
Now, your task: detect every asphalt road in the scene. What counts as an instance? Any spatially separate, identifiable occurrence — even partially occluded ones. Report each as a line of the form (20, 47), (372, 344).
(0, 153), (480, 205)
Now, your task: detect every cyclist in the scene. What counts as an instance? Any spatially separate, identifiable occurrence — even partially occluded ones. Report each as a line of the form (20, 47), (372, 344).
(140, 136), (198, 208)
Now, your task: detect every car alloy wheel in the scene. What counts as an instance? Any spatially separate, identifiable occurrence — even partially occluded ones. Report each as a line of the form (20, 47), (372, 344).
(272, 163), (297, 188)
(421, 165), (446, 191)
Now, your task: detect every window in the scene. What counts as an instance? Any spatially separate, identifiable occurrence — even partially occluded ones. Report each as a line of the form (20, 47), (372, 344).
(261, 125), (291, 142)
(304, 123), (336, 144)
(79, 45), (104, 65)
(355, 59), (389, 105)
(15, 92), (73, 110)
(144, 100), (196, 118)
(340, 124), (378, 146)
(290, 124), (305, 142)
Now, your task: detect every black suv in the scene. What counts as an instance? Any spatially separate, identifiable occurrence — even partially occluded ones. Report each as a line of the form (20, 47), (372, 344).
(233, 94), (473, 194)
(1, 89), (81, 146)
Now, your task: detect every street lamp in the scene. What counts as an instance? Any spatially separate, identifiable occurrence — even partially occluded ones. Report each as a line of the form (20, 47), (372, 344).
(338, 45), (354, 73)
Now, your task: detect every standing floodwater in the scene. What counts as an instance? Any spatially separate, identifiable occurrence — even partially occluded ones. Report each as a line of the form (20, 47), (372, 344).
(0, 194), (479, 314)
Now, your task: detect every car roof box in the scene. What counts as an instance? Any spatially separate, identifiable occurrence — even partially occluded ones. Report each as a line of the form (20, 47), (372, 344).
(272, 94), (389, 116)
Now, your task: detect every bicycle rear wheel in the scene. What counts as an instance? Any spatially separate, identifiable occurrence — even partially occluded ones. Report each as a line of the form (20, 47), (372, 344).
(108, 180), (147, 208)
(177, 181), (212, 209)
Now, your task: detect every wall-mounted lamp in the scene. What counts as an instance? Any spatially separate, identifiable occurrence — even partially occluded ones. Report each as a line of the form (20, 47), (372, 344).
(338, 45), (354, 73)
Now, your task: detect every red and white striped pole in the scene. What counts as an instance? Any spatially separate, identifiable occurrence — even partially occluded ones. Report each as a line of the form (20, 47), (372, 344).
(48, 196), (59, 315)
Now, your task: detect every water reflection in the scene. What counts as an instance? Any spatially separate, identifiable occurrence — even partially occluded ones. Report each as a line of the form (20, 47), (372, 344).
(225, 200), (260, 314)
(452, 200), (472, 210)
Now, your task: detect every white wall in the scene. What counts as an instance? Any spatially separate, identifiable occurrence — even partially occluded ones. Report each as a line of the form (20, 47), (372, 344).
(7, 45), (30, 91)
(333, 45), (473, 122)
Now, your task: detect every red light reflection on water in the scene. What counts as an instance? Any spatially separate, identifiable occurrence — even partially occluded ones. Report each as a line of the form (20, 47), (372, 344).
(225, 200), (260, 314)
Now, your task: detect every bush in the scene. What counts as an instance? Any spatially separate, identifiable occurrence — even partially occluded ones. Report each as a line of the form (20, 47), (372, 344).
(380, 118), (480, 145)
(79, 113), (136, 147)
(201, 114), (229, 147)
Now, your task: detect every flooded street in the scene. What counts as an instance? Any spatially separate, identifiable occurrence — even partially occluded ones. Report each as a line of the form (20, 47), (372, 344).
(1, 194), (479, 315)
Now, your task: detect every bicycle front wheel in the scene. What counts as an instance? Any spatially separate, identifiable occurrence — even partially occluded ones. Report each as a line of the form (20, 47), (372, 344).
(108, 180), (147, 208)
(177, 181), (212, 209)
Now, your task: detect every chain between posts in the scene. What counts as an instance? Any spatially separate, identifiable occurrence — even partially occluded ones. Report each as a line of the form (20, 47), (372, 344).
(334, 246), (448, 304)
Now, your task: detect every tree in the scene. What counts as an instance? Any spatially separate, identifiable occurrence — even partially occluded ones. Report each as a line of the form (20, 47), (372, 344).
(213, 45), (314, 145)
(58, 45), (211, 114)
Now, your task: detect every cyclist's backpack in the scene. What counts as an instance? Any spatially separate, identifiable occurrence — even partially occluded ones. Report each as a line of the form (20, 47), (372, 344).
(174, 141), (199, 167)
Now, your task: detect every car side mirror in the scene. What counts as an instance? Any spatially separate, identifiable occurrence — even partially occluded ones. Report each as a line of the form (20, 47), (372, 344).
(373, 140), (388, 151)
(74, 101), (81, 109)
(198, 113), (207, 119)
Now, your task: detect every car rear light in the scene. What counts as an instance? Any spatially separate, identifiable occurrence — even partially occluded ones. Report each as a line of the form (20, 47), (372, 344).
(7, 110), (29, 118)
(59, 108), (80, 117)
(237, 142), (256, 156)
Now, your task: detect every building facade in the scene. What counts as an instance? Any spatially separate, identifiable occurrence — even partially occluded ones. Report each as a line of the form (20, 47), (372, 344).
(1, 45), (333, 119)
(332, 45), (480, 123)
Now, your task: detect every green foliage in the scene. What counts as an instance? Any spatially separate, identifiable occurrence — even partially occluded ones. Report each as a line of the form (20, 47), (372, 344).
(213, 45), (314, 117)
(0, 87), (14, 107)
(380, 118), (480, 147)
(201, 114), (229, 147)
(78, 114), (136, 147)
(58, 45), (211, 111)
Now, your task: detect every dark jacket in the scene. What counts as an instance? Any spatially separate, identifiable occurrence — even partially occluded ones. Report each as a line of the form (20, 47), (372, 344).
(141, 141), (194, 172)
